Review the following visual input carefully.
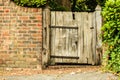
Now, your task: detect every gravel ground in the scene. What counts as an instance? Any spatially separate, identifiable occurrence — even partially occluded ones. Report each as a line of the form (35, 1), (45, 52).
(0, 71), (118, 80)
(0, 66), (118, 80)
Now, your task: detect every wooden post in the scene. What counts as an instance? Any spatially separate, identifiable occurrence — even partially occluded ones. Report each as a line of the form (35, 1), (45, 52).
(42, 6), (51, 69)
(95, 5), (102, 65)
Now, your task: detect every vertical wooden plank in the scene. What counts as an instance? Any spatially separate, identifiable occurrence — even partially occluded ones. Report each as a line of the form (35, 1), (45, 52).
(46, 9), (50, 54)
(56, 12), (64, 26)
(62, 12), (69, 62)
(54, 28), (60, 62)
(81, 12), (85, 64)
(50, 12), (55, 55)
(62, 27), (69, 62)
(62, 12), (78, 63)
(85, 12), (94, 64)
(50, 12), (56, 64)
(91, 12), (97, 65)
(68, 29), (72, 62)
(51, 11), (56, 26)
(42, 8), (46, 68)
(50, 28), (55, 64)
(63, 12), (74, 26)
(59, 28), (63, 62)
(42, 8), (46, 50)
(61, 28), (67, 62)
(95, 5), (102, 65)
(42, 7), (51, 69)
(82, 12), (88, 64)
(75, 12), (83, 63)
(66, 28), (69, 62)
(71, 29), (78, 63)
(55, 12), (64, 63)
(87, 13), (93, 64)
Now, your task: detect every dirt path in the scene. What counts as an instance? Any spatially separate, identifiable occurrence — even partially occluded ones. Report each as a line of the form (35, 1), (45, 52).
(0, 66), (118, 80)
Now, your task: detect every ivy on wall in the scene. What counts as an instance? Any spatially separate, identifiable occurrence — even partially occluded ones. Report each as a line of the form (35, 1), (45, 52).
(102, 0), (120, 73)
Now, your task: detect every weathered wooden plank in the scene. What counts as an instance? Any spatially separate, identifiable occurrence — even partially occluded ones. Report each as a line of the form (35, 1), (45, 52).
(46, 9), (50, 51)
(50, 29), (54, 65)
(51, 12), (57, 63)
(62, 12), (69, 62)
(50, 28), (54, 65)
(63, 12), (78, 63)
(68, 29), (73, 63)
(75, 12), (83, 63)
(42, 8), (46, 68)
(71, 29), (78, 63)
(53, 28), (58, 62)
(42, 7), (51, 68)
(55, 28), (60, 62)
(51, 11), (56, 26)
(42, 8), (46, 49)
(65, 29), (69, 62)
(63, 12), (74, 26)
(56, 12), (64, 26)
(95, 6), (102, 64)
(83, 12), (89, 64)
(50, 12), (56, 64)
(55, 12), (64, 62)
(59, 28), (63, 62)
(87, 12), (93, 64)
(51, 12), (55, 56)
(61, 28), (66, 57)
(68, 29), (71, 62)
(91, 12), (97, 65)
(57, 12), (64, 63)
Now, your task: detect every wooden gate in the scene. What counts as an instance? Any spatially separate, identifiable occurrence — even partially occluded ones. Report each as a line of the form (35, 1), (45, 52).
(42, 6), (102, 67)
(50, 25), (78, 64)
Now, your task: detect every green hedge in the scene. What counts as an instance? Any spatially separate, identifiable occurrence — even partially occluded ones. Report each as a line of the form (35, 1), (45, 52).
(49, 0), (69, 11)
(72, 0), (106, 12)
(13, 0), (47, 7)
(102, 0), (120, 73)
(12, 0), (105, 11)
(74, 0), (97, 12)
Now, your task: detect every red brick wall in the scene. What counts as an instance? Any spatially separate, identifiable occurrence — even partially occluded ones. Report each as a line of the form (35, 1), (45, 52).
(0, 0), (42, 69)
